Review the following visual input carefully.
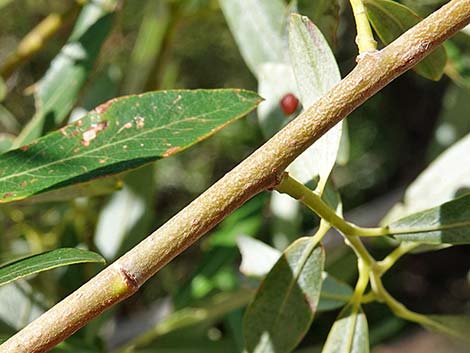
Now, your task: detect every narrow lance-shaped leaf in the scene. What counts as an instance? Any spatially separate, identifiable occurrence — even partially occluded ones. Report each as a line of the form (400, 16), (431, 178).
(389, 193), (470, 244)
(219, 0), (288, 77)
(243, 237), (325, 353)
(237, 236), (352, 312)
(288, 14), (342, 192)
(363, 0), (447, 81)
(0, 89), (261, 203)
(13, 0), (118, 147)
(321, 305), (369, 353)
(0, 248), (105, 287)
(11, 177), (122, 205)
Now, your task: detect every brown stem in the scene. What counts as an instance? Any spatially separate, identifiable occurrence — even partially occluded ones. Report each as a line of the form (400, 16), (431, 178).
(1, 1), (469, 352)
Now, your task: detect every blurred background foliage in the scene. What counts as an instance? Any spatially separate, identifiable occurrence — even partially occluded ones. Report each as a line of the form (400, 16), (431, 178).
(0, 0), (469, 352)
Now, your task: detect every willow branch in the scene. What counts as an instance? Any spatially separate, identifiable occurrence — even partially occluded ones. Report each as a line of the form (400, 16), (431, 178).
(2, 1), (469, 352)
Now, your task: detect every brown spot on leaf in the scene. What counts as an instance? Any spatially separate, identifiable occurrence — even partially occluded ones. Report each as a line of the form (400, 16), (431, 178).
(117, 122), (133, 134)
(3, 192), (13, 199)
(20, 145), (29, 152)
(134, 116), (145, 128)
(172, 94), (182, 105)
(20, 181), (27, 188)
(95, 98), (118, 114)
(81, 121), (108, 146)
(60, 127), (68, 137)
(163, 146), (181, 157)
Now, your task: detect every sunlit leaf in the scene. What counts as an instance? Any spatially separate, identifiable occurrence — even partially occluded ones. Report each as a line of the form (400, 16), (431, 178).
(321, 305), (369, 353)
(389, 193), (470, 244)
(244, 237), (324, 353)
(0, 89), (261, 203)
(219, 0), (288, 77)
(257, 62), (298, 138)
(0, 248), (105, 287)
(13, 0), (118, 147)
(364, 0), (447, 81)
(288, 14), (342, 191)
(237, 235), (282, 278)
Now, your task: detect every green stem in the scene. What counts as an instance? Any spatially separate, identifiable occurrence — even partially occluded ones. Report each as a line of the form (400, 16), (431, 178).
(377, 242), (419, 275)
(370, 271), (434, 324)
(349, 0), (377, 54)
(275, 174), (387, 238)
(351, 259), (370, 307)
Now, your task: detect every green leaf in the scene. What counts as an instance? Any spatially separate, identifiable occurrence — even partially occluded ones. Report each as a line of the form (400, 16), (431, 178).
(321, 305), (369, 353)
(424, 315), (470, 343)
(318, 273), (353, 312)
(0, 248), (105, 287)
(288, 14), (342, 191)
(363, 0), (447, 81)
(243, 237), (325, 353)
(219, 0), (288, 77)
(389, 193), (470, 244)
(13, 0), (118, 147)
(236, 236), (351, 311)
(383, 132), (470, 224)
(0, 89), (260, 203)
(11, 177), (122, 205)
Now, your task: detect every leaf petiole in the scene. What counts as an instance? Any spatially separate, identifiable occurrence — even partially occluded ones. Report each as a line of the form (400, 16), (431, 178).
(349, 0), (377, 54)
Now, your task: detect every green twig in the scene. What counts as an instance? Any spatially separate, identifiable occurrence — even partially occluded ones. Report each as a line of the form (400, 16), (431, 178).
(376, 241), (419, 275)
(349, 0), (377, 54)
(350, 259), (370, 307)
(275, 174), (387, 238)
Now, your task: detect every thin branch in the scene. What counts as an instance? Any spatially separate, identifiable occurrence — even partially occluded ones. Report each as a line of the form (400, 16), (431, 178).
(1, 0), (469, 352)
